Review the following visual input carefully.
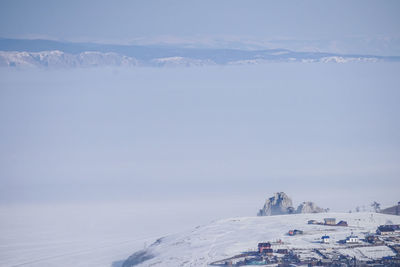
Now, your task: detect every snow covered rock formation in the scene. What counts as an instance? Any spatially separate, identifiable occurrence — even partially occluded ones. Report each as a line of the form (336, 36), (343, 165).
(258, 192), (327, 216)
(257, 192), (294, 216)
(297, 201), (326, 214)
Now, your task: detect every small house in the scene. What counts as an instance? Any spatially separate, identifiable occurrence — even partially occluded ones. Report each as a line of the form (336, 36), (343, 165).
(262, 248), (273, 256)
(377, 225), (396, 235)
(336, 220), (348, 227)
(321, 235), (330, 243)
(366, 235), (383, 244)
(324, 218), (336, 225)
(320, 259), (333, 265)
(258, 242), (271, 253)
(294, 229), (303, 235)
(288, 229), (303, 236)
(276, 249), (288, 254)
(345, 234), (359, 243)
(390, 225), (400, 233)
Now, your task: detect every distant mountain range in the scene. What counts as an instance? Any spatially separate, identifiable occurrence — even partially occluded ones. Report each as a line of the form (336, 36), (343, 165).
(1, 38), (399, 68)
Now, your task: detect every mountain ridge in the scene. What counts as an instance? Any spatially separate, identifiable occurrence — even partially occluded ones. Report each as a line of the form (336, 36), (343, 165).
(1, 38), (399, 68)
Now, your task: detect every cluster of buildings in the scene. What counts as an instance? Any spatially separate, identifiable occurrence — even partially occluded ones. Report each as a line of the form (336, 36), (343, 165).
(377, 224), (400, 235)
(309, 251), (400, 266)
(257, 242), (289, 255)
(211, 243), (303, 266)
(320, 223), (400, 245)
(321, 233), (360, 244)
(211, 221), (400, 266)
(308, 217), (348, 226)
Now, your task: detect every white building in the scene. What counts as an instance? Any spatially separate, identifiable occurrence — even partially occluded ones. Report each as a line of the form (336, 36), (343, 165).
(345, 235), (359, 243)
(321, 235), (330, 243)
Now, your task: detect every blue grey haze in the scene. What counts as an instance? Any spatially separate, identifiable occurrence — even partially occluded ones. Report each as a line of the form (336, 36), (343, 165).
(1, 64), (399, 210)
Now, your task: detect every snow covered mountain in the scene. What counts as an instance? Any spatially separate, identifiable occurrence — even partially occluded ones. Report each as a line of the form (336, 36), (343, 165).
(0, 38), (399, 68)
(0, 50), (138, 68)
(122, 212), (400, 266)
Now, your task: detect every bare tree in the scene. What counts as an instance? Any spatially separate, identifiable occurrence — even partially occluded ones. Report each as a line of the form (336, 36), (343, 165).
(371, 201), (381, 213)
(355, 206), (360, 212)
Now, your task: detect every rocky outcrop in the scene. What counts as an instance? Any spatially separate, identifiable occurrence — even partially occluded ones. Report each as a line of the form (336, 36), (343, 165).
(257, 192), (294, 216)
(296, 201), (326, 214)
(122, 249), (155, 267)
(258, 192), (327, 216)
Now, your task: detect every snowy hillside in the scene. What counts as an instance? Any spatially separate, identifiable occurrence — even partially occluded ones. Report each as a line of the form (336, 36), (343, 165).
(123, 212), (400, 266)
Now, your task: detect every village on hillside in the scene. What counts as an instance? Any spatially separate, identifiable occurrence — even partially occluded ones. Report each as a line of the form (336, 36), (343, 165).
(210, 218), (400, 266)
(210, 198), (400, 266)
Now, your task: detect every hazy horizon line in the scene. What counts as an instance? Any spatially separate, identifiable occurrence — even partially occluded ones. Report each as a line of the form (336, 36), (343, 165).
(1, 35), (400, 57)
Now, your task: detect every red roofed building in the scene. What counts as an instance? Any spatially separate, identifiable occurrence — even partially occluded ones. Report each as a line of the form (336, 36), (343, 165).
(258, 242), (271, 253)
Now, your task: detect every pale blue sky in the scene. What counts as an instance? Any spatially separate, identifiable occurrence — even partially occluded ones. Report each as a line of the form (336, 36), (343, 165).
(0, 0), (400, 54)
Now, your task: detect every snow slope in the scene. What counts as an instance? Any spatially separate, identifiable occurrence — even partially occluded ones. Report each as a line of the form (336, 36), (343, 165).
(0, 199), (255, 267)
(1, 207), (399, 267)
(0, 201), (225, 267)
(0, 203), (156, 267)
(123, 212), (400, 266)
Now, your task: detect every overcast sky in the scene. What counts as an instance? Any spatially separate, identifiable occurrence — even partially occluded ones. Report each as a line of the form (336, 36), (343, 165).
(0, 0), (400, 54)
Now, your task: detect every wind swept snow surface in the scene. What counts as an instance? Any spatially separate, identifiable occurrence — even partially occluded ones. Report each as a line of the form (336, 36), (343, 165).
(0, 201), (228, 267)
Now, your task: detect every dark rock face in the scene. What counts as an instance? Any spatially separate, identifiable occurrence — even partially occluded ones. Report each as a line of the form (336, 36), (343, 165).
(122, 250), (155, 267)
(258, 192), (294, 216)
